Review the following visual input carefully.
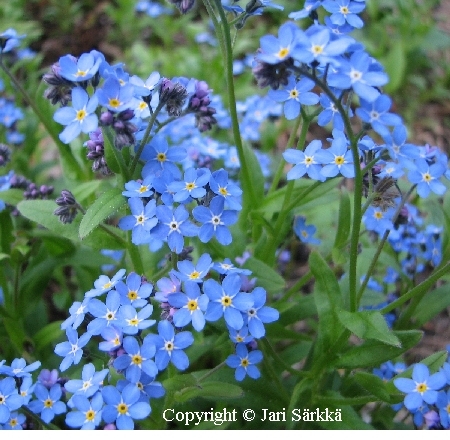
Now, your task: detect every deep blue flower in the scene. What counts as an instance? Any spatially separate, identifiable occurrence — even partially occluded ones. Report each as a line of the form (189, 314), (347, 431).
(283, 140), (325, 182)
(141, 135), (186, 177)
(64, 363), (109, 398)
(85, 268), (126, 298)
(209, 169), (242, 210)
(193, 196), (238, 246)
(362, 206), (395, 235)
(2, 411), (26, 430)
(118, 198), (157, 245)
(144, 320), (194, 371)
(225, 343), (263, 381)
(102, 383), (151, 430)
(96, 76), (134, 112)
(154, 273), (181, 303)
(204, 273), (254, 330)
(288, 1), (321, 20)
(292, 26), (353, 67)
(268, 76), (319, 120)
(152, 205), (199, 254)
(293, 216), (321, 245)
(257, 22), (307, 64)
(173, 253), (212, 283)
(58, 53), (101, 82)
(54, 327), (91, 371)
(355, 94), (403, 138)
(0, 29), (25, 53)
(317, 91), (348, 131)
(212, 258), (252, 276)
(327, 50), (389, 102)
(122, 175), (154, 198)
(19, 377), (35, 405)
(168, 167), (211, 202)
(394, 363), (446, 411)
(53, 87), (99, 144)
(115, 272), (152, 308)
(0, 358), (41, 378)
(437, 389), (450, 428)
(87, 289), (121, 335)
(315, 135), (355, 178)
(61, 298), (91, 330)
(0, 377), (23, 424)
(65, 392), (104, 430)
(117, 304), (155, 335)
(113, 336), (157, 383)
(228, 325), (254, 344)
(167, 281), (209, 331)
(28, 383), (66, 424)
(323, 0), (366, 29)
(99, 325), (123, 353)
(407, 159), (447, 198)
(245, 287), (279, 338)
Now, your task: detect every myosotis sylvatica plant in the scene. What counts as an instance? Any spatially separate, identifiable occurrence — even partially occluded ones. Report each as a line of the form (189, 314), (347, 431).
(0, 0), (450, 430)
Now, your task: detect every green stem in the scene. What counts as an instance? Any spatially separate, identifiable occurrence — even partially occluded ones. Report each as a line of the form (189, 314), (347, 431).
(381, 261), (450, 316)
(127, 239), (145, 276)
(356, 185), (416, 306)
(261, 337), (309, 378)
(130, 101), (164, 175)
(21, 406), (60, 430)
(208, 0), (255, 212)
(196, 361), (226, 383)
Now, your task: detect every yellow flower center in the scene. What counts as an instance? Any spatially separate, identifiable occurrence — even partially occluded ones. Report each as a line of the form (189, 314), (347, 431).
(132, 355), (142, 365)
(76, 69), (88, 77)
(44, 398), (53, 408)
(165, 341), (174, 352)
(85, 410), (96, 421)
(185, 182), (196, 191)
(312, 45), (324, 55)
(416, 383), (428, 394)
(277, 47), (289, 59)
(187, 299), (198, 311)
(334, 155), (345, 165)
(240, 358), (249, 368)
(157, 153), (166, 162)
(76, 109), (87, 122)
(128, 290), (138, 300)
(102, 281), (112, 290)
(422, 172), (433, 182)
(117, 403), (128, 415)
(340, 6), (349, 15)
(374, 211), (384, 220)
(108, 98), (121, 109)
(219, 187), (228, 196)
(139, 185), (149, 193)
(221, 296), (232, 307)
(189, 271), (200, 280)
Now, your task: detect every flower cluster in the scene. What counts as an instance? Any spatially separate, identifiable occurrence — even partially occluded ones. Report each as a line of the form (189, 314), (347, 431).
(389, 352), (450, 429)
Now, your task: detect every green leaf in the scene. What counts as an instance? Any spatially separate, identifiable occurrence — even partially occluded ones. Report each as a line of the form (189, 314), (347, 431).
(241, 144), (265, 211)
(79, 187), (126, 239)
(34, 321), (64, 351)
(242, 257), (285, 294)
(337, 310), (401, 347)
(353, 371), (392, 403)
(174, 381), (243, 403)
(163, 373), (198, 391)
(411, 285), (450, 326)
(17, 200), (124, 250)
(309, 251), (343, 352)
(71, 180), (103, 203)
(0, 189), (24, 206)
(333, 189), (351, 252)
(102, 126), (121, 174)
(3, 317), (31, 353)
(383, 40), (406, 93)
(334, 330), (422, 369)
